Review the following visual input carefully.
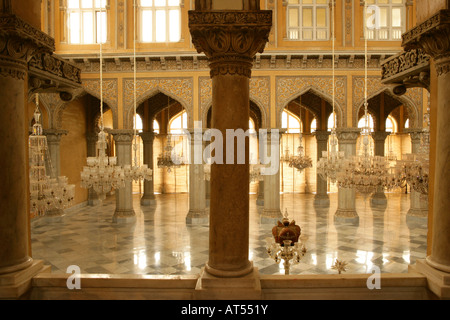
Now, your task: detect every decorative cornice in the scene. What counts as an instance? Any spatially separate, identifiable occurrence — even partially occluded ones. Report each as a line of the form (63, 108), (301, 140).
(402, 10), (450, 76)
(381, 49), (430, 87)
(188, 10), (272, 78)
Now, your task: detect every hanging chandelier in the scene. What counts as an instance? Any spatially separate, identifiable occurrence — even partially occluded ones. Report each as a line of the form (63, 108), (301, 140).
(288, 106), (313, 171)
(157, 133), (183, 173)
(126, 1), (153, 183)
(29, 94), (75, 216)
(316, 1), (345, 183)
(334, 2), (392, 195)
(388, 97), (430, 195)
(81, 7), (125, 195)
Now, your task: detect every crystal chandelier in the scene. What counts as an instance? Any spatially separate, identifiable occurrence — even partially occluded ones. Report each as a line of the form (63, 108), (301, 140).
(334, 5), (393, 195)
(81, 8), (125, 195)
(266, 209), (307, 275)
(316, 2), (345, 183)
(388, 96), (430, 195)
(288, 107), (313, 171)
(126, 5), (153, 183)
(29, 94), (75, 216)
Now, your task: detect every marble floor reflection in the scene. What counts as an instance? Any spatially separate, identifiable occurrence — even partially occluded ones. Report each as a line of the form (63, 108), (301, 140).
(30, 192), (428, 276)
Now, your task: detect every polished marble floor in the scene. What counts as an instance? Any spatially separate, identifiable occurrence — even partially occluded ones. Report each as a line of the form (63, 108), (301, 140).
(30, 192), (428, 276)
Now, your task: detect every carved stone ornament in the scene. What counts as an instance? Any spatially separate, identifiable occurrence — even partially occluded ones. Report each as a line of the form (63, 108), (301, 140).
(336, 128), (360, 144)
(188, 10), (272, 78)
(402, 10), (450, 76)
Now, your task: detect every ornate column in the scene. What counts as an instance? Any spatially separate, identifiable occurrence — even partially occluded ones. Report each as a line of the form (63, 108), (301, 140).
(0, 13), (55, 298)
(110, 129), (135, 223)
(402, 10), (450, 297)
(370, 130), (390, 205)
(43, 129), (67, 178)
(189, 2), (271, 285)
(335, 128), (360, 224)
(186, 129), (208, 224)
(86, 132), (103, 205)
(139, 131), (156, 206)
(404, 129), (428, 218)
(313, 130), (330, 206)
(261, 129), (283, 224)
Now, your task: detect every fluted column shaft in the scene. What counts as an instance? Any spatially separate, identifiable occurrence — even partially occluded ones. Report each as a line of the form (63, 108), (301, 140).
(110, 130), (135, 223)
(313, 130), (330, 205)
(139, 131), (156, 206)
(189, 9), (271, 278)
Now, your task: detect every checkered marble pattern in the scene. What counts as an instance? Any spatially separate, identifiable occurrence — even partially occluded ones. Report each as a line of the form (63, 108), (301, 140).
(30, 192), (427, 276)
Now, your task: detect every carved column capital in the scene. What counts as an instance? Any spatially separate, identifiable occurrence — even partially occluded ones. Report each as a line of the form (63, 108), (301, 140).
(43, 128), (68, 143)
(138, 131), (156, 143)
(402, 10), (450, 76)
(188, 10), (272, 78)
(313, 130), (331, 142)
(336, 128), (360, 144)
(109, 129), (134, 144)
(371, 130), (390, 143)
(404, 128), (424, 143)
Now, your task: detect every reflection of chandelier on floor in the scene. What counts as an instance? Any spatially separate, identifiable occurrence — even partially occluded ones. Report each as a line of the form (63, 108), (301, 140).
(29, 94), (75, 216)
(80, 7), (125, 195)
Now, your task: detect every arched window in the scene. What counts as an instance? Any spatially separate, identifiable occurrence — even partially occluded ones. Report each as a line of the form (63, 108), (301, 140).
(386, 115), (397, 133)
(358, 114), (374, 131)
(286, 0), (329, 41)
(169, 111), (187, 134)
(133, 114), (143, 133)
(153, 119), (160, 134)
(327, 112), (336, 131)
(365, 0), (405, 41)
(139, 0), (181, 43)
(311, 118), (317, 132)
(66, 0), (107, 44)
(404, 118), (410, 129)
(282, 110), (301, 133)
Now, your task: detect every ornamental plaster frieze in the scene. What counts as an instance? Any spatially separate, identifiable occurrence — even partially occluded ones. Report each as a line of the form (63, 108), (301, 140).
(199, 76), (269, 128)
(276, 75), (346, 128)
(352, 75), (423, 129)
(123, 77), (193, 129)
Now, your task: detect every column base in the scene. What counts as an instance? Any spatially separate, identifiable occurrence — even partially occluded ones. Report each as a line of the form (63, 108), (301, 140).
(261, 209), (283, 225)
(256, 197), (264, 206)
(113, 209), (136, 223)
(140, 195), (156, 206)
(0, 259), (50, 299)
(410, 259), (450, 299)
(313, 194), (330, 206)
(45, 208), (65, 217)
(407, 208), (428, 219)
(88, 198), (102, 206)
(195, 265), (261, 300)
(370, 192), (387, 206)
(334, 209), (359, 225)
(186, 209), (209, 224)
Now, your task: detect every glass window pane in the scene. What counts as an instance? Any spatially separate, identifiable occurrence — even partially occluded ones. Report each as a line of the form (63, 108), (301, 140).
(169, 9), (180, 42)
(94, 0), (107, 7)
(378, 0), (389, 4)
(155, 9), (166, 42)
(289, 8), (299, 27)
(141, 0), (152, 6)
(302, 8), (312, 27)
(182, 112), (187, 128)
(141, 10), (153, 42)
(68, 0), (80, 9)
(303, 29), (313, 40)
(366, 0), (375, 3)
(392, 8), (402, 27)
(316, 7), (326, 27)
(303, 0), (313, 4)
(171, 115), (181, 130)
(392, 0), (403, 3)
(155, 0), (166, 6)
(168, 0), (179, 6)
(282, 112), (288, 128)
(153, 120), (159, 134)
(69, 12), (80, 44)
(379, 7), (388, 27)
(288, 0), (300, 3)
(289, 115), (300, 129)
(316, 0), (327, 4)
(82, 0), (93, 8)
(97, 11), (107, 43)
(83, 12), (94, 44)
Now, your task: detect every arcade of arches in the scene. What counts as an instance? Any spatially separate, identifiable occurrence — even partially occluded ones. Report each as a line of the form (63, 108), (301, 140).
(1, 0), (449, 300)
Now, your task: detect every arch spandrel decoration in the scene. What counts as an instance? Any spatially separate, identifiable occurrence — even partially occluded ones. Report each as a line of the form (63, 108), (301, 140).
(352, 76), (423, 129)
(79, 79), (119, 129)
(36, 93), (64, 129)
(199, 76), (270, 129)
(276, 76), (347, 129)
(123, 78), (193, 129)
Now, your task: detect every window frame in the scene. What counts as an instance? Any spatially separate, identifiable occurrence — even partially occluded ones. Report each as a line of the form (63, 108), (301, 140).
(65, 0), (109, 45)
(364, 0), (406, 41)
(138, 0), (182, 43)
(285, 0), (330, 41)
